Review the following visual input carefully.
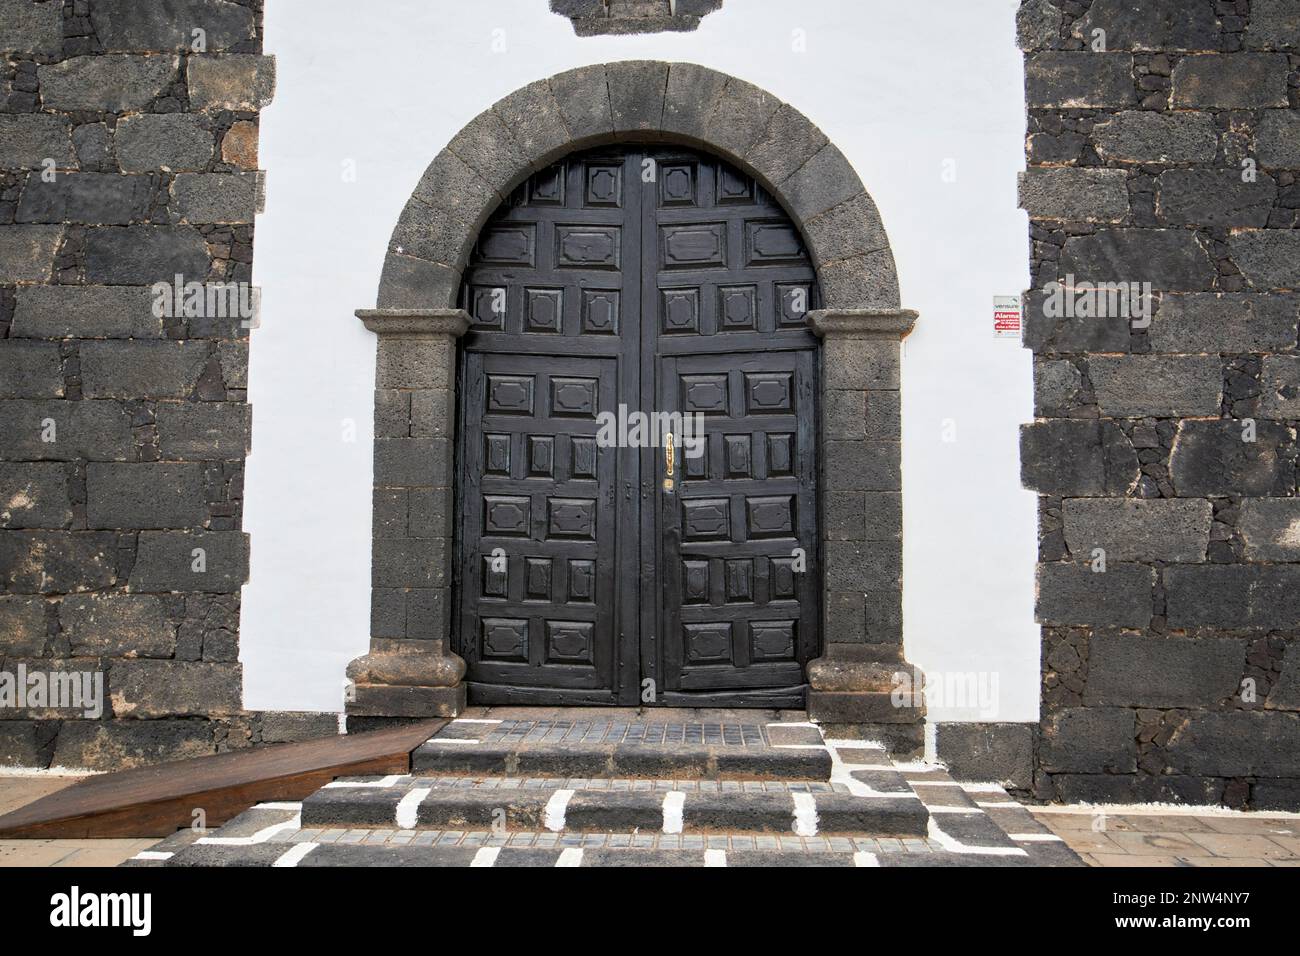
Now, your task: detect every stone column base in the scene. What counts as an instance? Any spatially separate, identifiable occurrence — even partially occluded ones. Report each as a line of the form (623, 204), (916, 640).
(344, 638), (466, 720)
(807, 644), (925, 757)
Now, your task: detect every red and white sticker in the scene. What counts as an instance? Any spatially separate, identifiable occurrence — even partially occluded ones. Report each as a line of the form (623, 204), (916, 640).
(993, 295), (1021, 339)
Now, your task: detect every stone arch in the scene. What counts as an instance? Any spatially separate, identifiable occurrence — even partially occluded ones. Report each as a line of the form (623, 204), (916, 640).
(350, 61), (924, 747)
(374, 61), (900, 313)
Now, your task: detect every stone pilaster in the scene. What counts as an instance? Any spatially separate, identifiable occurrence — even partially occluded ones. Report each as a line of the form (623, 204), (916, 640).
(805, 308), (925, 754)
(346, 309), (469, 721)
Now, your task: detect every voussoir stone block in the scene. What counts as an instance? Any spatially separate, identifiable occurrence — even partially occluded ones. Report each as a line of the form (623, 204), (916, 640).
(781, 146), (864, 225)
(376, 254), (462, 310)
(1092, 110), (1219, 164)
(1088, 354), (1223, 417)
(0, 115), (75, 170)
(129, 531), (249, 593)
(662, 62), (731, 143)
(443, 113), (529, 205)
(1036, 561), (1153, 627)
(491, 79), (571, 167)
(38, 56), (178, 112)
(547, 64), (614, 146)
(1025, 52), (1135, 108)
(1240, 499), (1300, 561)
(747, 104), (828, 188)
(1063, 498), (1212, 563)
(606, 60), (669, 135)
(1171, 53), (1290, 108)
(1018, 167), (1129, 222)
(698, 75), (782, 160)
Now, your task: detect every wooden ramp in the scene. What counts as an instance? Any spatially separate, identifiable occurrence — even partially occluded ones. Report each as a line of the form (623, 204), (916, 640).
(0, 719), (446, 839)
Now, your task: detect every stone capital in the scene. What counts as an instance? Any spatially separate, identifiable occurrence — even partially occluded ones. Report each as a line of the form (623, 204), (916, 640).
(357, 308), (471, 338)
(808, 308), (918, 339)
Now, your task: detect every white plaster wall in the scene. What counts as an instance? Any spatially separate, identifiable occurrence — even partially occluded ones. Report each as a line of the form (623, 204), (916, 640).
(242, 0), (1037, 721)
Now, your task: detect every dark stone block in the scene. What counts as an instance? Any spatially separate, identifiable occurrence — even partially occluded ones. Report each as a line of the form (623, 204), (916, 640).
(1025, 52), (1135, 108)
(300, 787), (403, 827)
(564, 791), (663, 831)
(1073, 0), (1221, 52)
(813, 792), (929, 836)
(0, 400), (135, 461)
(1059, 228), (1215, 291)
(1172, 53), (1290, 108)
(53, 718), (216, 770)
(1084, 634), (1246, 707)
(1166, 565), (1300, 628)
(1039, 707), (1136, 773)
(84, 226), (210, 285)
(1168, 419), (1296, 497)
(154, 403), (251, 460)
(0, 343), (63, 399)
(16, 172), (153, 225)
(90, 0), (256, 52)
(1156, 170), (1277, 228)
(0, 462), (71, 529)
(935, 722), (1035, 789)
(109, 661), (241, 717)
(1165, 712), (1300, 776)
(86, 462), (208, 529)
(1036, 562), (1153, 627)
(1020, 420), (1139, 496)
(0, 531), (118, 593)
(129, 530), (249, 593)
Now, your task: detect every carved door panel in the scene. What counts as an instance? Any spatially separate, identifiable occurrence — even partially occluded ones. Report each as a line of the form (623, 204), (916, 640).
(457, 146), (819, 706)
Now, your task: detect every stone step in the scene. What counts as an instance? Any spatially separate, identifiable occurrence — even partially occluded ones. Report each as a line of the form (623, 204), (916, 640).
(299, 781), (929, 836)
(410, 739), (832, 780)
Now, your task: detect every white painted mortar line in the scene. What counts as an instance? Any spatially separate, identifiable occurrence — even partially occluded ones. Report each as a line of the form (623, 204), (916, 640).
(662, 791), (685, 834)
(471, 847), (501, 867)
(960, 782), (1014, 793)
(323, 775), (403, 788)
(704, 849), (727, 867)
(198, 812), (301, 846)
(1034, 803), (1300, 819)
(792, 792), (818, 836)
(272, 842), (318, 867)
(853, 851), (880, 867)
(555, 847), (583, 867)
(926, 818), (1028, 857)
(976, 801), (1019, 809)
(1009, 833), (1064, 842)
(924, 806), (985, 815)
(544, 789), (574, 832)
(395, 787), (430, 830)
(131, 850), (173, 861)
(255, 802), (302, 810)
(765, 721), (819, 728)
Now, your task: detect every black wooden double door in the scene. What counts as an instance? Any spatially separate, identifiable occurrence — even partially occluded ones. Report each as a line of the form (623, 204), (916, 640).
(455, 146), (820, 707)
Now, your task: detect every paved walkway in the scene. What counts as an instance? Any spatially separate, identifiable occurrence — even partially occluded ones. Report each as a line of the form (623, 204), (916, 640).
(2, 717), (1298, 867)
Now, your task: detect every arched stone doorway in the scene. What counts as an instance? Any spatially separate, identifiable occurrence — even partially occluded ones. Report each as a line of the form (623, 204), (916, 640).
(345, 61), (924, 749)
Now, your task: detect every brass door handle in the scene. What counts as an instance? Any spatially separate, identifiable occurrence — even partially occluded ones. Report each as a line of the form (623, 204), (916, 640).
(662, 432), (675, 492)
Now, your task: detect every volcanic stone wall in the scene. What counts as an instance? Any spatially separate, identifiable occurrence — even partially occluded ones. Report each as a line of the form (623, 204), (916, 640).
(0, 0), (332, 769)
(1019, 0), (1300, 808)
